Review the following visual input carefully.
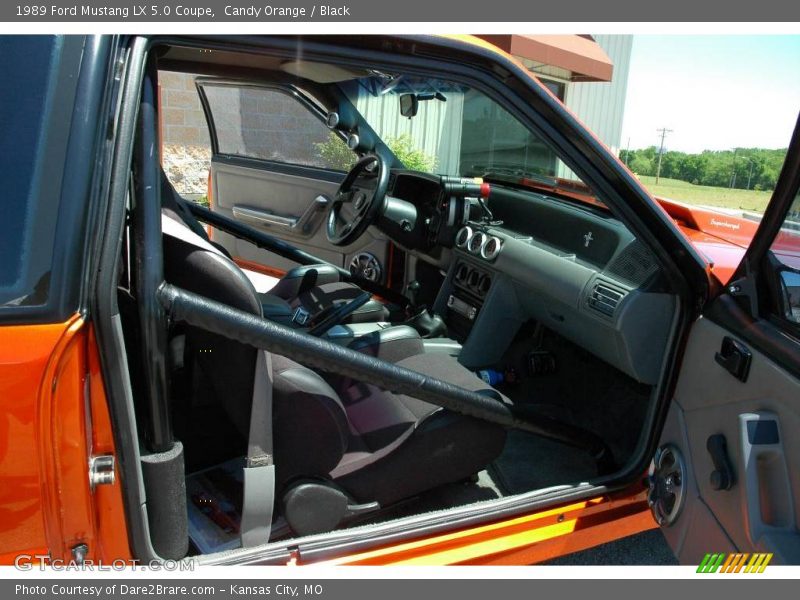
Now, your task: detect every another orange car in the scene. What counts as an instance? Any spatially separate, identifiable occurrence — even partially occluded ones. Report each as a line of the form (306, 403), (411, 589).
(1, 34), (799, 568)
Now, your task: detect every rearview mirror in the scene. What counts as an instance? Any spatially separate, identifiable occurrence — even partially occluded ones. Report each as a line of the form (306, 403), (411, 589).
(399, 94), (418, 118)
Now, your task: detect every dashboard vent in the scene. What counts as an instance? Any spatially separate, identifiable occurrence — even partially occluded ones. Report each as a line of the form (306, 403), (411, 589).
(588, 281), (626, 317)
(606, 241), (659, 287)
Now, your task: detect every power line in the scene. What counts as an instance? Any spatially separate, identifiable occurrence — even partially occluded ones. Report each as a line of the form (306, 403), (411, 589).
(655, 127), (673, 185)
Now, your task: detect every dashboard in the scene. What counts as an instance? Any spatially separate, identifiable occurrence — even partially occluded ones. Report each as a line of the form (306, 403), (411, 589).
(376, 171), (676, 385)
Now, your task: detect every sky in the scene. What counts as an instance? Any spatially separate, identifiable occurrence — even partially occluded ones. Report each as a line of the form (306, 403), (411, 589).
(619, 35), (800, 154)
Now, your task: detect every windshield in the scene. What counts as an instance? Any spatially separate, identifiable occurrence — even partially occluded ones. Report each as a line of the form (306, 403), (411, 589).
(338, 75), (583, 187)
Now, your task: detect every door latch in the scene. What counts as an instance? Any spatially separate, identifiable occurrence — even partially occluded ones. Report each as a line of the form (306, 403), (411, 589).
(89, 455), (116, 490)
(714, 336), (752, 382)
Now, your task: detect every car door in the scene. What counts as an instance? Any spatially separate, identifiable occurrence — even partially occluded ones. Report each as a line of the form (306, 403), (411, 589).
(196, 79), (393, 282)
(651, 115), (800, 567)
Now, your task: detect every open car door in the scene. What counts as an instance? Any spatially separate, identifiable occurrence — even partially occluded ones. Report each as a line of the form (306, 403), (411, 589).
(195, 79), (393, 282)
(652, 115), (800, 566)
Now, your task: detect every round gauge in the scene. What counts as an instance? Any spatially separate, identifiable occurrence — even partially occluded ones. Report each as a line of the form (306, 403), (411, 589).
(467, 231), (487, 255)
(326, 111), (340, 129)
(346, 132), (360, 150)
(455, 226), (473, 248)
(480, 236), (502, 261)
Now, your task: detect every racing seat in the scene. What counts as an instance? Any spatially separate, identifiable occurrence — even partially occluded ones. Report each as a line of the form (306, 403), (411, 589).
(161, 207), (508, 536)
(160, 172), (390, 325)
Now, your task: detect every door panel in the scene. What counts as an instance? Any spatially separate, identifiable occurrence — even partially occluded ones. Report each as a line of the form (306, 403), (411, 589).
(210, 159), (392, 276)
(658, 315), (800, 564)
(656, 114), (800, 565)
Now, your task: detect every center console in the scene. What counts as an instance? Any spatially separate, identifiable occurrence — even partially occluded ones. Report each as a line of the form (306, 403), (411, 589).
(445, 260), (493, 341)
(438, 225), (502, 343)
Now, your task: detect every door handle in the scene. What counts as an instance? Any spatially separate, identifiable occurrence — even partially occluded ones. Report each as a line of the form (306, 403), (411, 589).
(233, 205), (298, 228)
(739, 412), (796, 552)
(233, 195), (329, 234)
(714, 336), (752, 382)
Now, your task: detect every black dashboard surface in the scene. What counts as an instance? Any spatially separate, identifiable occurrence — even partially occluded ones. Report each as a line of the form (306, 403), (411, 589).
(487, 188), (627, 269)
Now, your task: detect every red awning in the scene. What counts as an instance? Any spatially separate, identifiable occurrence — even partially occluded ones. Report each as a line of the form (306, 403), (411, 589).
(477, 35), (614, 82)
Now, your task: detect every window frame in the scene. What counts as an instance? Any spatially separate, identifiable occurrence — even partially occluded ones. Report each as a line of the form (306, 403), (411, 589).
(195, 78), (356, 175)
(0, 36), (115, 325)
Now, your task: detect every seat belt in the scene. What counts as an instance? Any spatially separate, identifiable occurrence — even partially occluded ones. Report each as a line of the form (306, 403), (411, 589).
(239, 350), (276, 548)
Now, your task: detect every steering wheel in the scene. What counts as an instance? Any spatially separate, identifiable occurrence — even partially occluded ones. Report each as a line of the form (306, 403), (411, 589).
(326, 154), (389, 247)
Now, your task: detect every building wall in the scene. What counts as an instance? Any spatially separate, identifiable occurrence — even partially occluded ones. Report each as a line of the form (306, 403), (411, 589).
(562, 34), (633, 156)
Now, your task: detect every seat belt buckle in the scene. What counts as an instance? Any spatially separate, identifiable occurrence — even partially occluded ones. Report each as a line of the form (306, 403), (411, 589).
(291, 307), (311, 326)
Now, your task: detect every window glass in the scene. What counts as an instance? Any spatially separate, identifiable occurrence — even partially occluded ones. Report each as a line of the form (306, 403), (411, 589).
(770, 190), (800, 323)
(159, 71), (212, 202)
(339, 75), (578, 183)
(0, 36), (62, 308)
(203, 84), (355, 171)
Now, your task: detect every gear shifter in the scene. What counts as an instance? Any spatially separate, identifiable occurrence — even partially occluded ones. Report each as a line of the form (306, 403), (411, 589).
(403, 280), (447, 338)
(406, 280), (421, 307)
(405, 307), (447, 338)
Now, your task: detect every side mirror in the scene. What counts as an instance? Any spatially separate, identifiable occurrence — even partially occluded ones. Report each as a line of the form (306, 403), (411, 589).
(779, 268), (800, 323)
(399, 94), (418, 118)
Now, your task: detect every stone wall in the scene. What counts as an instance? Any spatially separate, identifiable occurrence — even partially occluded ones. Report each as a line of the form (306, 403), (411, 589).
(159, 71), (211, 197)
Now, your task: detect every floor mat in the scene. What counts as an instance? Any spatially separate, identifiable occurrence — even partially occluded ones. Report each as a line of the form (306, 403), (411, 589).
(496, 328), (652, 469)
(353, 470), (503, 527)
(488, 429), (598, 495)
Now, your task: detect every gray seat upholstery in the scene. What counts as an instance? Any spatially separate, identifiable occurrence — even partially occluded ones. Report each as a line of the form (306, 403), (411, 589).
(160, 177), (508, 534)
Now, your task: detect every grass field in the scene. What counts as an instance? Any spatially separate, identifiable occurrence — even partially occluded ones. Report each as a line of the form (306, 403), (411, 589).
(636, 175), (772, 214)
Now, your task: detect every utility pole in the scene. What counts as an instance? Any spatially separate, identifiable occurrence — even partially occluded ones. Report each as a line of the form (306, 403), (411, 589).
(744, 156), (755, 190)
(625, 137), (631, 167)
(730, 148), (739, 189)
(655, 128), (672, 185)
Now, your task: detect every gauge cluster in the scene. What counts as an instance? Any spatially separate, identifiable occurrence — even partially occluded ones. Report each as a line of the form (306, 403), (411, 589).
(455, 226), (503, 261)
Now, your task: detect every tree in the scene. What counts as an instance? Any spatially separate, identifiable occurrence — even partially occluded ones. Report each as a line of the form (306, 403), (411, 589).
(314, 133), (357, 171)
(618, 146), (786, 191)
(385, 134), (437, 173)
(315, 132), (437, 173)
(629, 155), (653, 176)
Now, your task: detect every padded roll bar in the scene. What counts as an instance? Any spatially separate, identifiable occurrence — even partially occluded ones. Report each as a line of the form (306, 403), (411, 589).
(185, 202), (410, 308)
(158, 283), (615, 473)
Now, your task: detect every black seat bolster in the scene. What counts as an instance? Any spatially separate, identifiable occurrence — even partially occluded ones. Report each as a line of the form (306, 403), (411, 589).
(346, 298), (391, 324)
(257, 292), (294, 321)
(269, 265), (342, 300)
(347, 325), (424, 363)
(271, 355), (349, 489)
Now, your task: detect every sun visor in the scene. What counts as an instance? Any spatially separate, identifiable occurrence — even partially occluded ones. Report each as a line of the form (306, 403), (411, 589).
(280, 60), (368, 83)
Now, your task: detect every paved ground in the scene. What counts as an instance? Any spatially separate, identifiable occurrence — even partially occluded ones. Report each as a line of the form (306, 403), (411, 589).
(545, 529), (678, 565)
